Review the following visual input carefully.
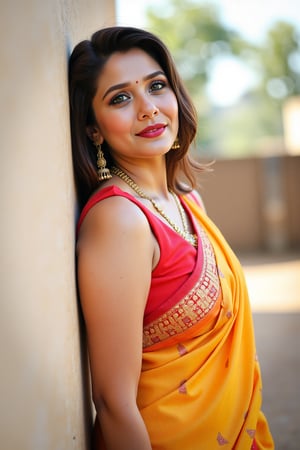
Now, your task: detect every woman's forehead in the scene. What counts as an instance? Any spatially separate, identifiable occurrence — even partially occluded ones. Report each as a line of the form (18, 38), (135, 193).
(97, 48), (163, 87)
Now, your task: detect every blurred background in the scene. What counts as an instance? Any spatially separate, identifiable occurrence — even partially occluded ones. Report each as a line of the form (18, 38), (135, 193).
(117, 0), (300, 255)
(117, 0), (300, 156)
(0, 1), (299, 449)
(116, 1), (300, 448)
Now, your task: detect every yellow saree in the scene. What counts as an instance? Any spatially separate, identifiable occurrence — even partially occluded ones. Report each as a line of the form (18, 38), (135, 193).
(137, 195), (274, 449)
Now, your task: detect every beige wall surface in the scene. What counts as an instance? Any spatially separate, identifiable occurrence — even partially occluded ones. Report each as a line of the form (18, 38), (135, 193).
(0, 1), (115, 449)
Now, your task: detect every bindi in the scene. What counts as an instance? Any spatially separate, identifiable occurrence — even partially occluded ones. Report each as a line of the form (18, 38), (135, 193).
(135, 80), (139, 84)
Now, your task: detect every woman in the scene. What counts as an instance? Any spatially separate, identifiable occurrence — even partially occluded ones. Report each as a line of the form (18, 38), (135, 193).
(69, 26), (274, 450)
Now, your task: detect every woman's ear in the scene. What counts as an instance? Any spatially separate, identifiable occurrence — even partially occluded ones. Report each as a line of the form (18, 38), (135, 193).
(86, 125), (103, 144)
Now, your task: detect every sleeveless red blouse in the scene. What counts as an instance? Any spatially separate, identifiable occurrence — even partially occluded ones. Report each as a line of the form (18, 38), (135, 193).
(77, 186), (204, 325)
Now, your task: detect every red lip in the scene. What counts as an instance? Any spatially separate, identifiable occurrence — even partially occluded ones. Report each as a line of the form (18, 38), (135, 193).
(136, 123), (167, 138)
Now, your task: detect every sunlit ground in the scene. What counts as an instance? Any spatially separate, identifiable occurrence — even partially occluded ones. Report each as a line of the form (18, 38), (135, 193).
(239, 251), (300, 449)
(240, 252), (300, 312)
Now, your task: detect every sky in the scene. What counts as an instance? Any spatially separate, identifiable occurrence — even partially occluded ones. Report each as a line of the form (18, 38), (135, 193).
(116, 0), (300, 44)
(116, 0), (300, 106)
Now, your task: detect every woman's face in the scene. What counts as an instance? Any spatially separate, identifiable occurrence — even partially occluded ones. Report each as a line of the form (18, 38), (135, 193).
(89, 48), (179, 163)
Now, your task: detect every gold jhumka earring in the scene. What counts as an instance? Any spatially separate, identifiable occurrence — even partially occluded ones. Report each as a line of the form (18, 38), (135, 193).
(171, 137), (180, 150)
(95, 143), (112, 181)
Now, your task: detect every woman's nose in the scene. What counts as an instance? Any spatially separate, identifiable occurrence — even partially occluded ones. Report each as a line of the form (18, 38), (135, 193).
(137, 96), (159, 120)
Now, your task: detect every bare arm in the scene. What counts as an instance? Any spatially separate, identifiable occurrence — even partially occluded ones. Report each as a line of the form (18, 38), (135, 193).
(77, 196), (154, 450)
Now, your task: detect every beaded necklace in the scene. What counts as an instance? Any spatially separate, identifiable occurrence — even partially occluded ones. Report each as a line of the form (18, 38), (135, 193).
(111, 166), (198, 247)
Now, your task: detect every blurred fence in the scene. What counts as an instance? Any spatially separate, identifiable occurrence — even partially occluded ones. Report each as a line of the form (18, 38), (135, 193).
(198, 154), (300, 253)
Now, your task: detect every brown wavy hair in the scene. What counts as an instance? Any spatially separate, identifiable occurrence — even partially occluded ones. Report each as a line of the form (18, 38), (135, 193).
(69, 26), (205, 209)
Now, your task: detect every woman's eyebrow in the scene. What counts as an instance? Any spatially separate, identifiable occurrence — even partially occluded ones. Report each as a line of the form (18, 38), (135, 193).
(102, 70), (166, 100)
(102, 82), (129, 100)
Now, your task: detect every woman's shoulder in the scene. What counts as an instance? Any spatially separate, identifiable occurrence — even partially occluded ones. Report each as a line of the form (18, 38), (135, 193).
(77, 185), (151, 242)
(80, 185), (130, 216)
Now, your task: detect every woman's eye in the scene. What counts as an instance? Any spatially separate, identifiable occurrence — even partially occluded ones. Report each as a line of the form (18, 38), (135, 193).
(150, 80), (166, 92)
(110, 93), (130, 105)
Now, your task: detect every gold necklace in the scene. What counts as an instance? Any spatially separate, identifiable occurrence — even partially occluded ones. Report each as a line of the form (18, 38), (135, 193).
(111, 166), (198, 247)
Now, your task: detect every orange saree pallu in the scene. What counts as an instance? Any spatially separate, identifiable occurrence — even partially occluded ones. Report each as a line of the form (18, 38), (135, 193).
(137, 194), (274, 450)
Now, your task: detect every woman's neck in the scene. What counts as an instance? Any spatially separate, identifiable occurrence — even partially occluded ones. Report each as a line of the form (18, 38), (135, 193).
(112, 158), (169, 200)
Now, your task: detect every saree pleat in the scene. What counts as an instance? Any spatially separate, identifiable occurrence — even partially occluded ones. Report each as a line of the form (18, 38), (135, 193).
(137, 195), (274, 449)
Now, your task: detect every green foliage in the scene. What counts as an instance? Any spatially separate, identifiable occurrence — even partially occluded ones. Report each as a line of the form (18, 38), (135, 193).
(145, 0), (300, 157)
(147, 0), (240, 96)
(257, 21), (300, 101)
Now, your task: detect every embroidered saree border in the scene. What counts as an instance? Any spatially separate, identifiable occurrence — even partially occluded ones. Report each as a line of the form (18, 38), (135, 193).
(143, 226), (220, 348)
(139, 196), (274, 449)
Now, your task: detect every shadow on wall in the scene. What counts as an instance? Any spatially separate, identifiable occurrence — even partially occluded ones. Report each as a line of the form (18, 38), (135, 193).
(78, 311), (94, 449)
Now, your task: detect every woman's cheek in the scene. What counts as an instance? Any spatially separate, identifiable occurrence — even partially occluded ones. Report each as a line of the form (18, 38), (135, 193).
(100, 112), (131, 136)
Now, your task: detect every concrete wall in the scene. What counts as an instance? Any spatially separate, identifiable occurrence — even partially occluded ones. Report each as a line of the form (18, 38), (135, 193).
(0, 1), (115, 449)
(199, 155), (300, 253)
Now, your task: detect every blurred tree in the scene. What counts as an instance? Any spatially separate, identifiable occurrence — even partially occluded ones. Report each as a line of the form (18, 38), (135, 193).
(146, 0), (248, 111)
(258, 21), (300, 102)
(236, 21), (300, 152)
(145, 0), (300, 157)
(145, 0), (259, 154)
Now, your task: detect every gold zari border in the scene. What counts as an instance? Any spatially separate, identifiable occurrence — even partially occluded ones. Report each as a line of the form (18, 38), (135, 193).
(143, 227), (220, 348)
